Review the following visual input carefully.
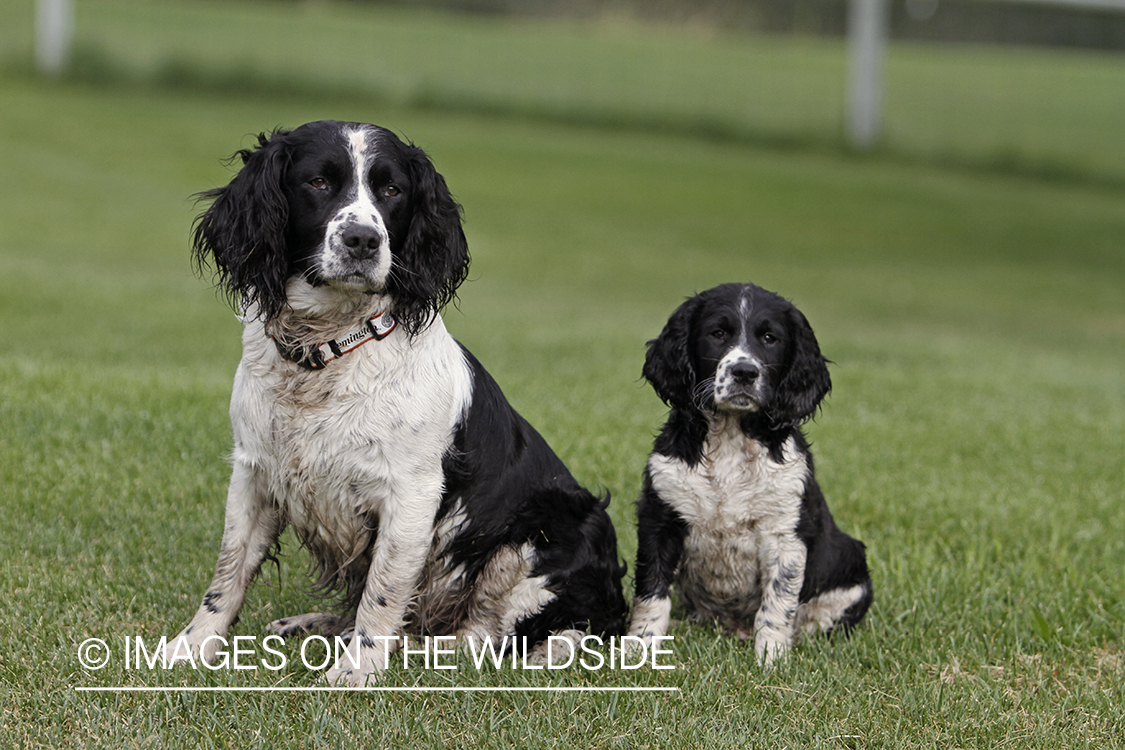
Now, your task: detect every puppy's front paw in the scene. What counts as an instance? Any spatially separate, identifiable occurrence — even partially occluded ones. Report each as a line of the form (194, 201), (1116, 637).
(524, 629), (587, 667)
(619, 634), (653, 659)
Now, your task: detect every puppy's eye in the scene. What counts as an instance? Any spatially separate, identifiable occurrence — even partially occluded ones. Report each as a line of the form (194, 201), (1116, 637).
(762, 332), (779, 345)
(382, 185), (401, 197)
(309, 177), (328, 190)
(710, 329), (727, 341)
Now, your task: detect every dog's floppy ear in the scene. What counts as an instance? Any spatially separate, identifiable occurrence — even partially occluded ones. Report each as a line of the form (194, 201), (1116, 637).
(643, 295), (700, 410)
(387, 143), (470, 336)
(191, 129), (292, 322)
(768, 306), (831, 428)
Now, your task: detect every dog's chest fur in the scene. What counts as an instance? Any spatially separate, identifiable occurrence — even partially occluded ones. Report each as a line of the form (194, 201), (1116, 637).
(231, 307), (472, 567)
(647, 417), (808, 624)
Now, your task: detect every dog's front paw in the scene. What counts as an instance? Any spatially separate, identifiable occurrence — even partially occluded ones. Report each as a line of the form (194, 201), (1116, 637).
(319, 643), (390, 686)
(754, 633), (791, 669)
(267, 612), (349, 638)
(322, 664), (379, 687)
(161, 628), (224, 666)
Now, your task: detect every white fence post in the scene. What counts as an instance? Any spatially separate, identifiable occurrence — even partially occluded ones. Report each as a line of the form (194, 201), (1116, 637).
(36, 0), (74, 75)
(847, 0), (890, 149)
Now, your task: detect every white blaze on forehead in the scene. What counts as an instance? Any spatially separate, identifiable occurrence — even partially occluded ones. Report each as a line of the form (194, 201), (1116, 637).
(348, 128), (368, 160)
(738, 290), (756, 345)
(347, 128), (373, 202)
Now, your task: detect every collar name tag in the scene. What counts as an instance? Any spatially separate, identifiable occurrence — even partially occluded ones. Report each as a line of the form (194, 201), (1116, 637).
(275, 311), (396, 370)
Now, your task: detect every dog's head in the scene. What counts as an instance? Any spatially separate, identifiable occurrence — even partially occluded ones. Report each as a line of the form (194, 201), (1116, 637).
(192, 120), (469, 335)
(643, 282), (831, 429)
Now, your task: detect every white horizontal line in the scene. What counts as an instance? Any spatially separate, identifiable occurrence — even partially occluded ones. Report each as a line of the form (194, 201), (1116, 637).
(75, 686), (680, 693)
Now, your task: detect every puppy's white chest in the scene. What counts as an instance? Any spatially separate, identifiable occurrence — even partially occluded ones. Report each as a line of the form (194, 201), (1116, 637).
(648, 428), (806, 531)
(648, 425), (807, 621)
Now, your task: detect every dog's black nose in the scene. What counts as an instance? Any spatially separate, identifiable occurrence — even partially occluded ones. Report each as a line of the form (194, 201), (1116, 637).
(342, 225), (383, 260)
(730, 361), (760, 383)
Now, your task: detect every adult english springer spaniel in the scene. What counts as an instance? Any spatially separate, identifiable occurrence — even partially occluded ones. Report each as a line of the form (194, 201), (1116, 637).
(627, 283), (872, 667)
(166, 120), (626, 685)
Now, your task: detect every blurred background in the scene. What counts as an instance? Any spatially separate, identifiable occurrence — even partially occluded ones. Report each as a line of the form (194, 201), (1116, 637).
(7, 0), (1125, 179)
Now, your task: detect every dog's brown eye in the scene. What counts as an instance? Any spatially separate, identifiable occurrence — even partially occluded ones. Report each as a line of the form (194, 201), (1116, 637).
(309, 177), (328, 190)
(762, 332), (778, 345)
(710, 329), (726, 341)
(383, 185), (401, 197)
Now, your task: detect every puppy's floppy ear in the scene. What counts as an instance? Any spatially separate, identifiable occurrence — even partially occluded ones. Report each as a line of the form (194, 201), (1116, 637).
(768, 305), (831, 428)
(643, 296), (700, 410)
(191, 129), (292, 322)
(387, 143), (470, 336)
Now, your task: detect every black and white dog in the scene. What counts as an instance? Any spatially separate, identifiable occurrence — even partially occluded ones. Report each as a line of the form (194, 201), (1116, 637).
(166, 120), (626, 685)
(627, 283), (872, 666)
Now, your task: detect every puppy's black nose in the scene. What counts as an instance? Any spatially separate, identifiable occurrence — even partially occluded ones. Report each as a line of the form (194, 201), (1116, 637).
(730, 361), (760, 383)
(342, 225), (383, 260)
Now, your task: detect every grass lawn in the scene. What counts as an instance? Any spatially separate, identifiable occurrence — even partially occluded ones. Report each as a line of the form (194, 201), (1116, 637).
(1, 3), (1124, 748)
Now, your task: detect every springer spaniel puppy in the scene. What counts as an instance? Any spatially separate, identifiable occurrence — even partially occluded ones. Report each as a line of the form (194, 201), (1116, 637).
(627, 283), (872, 667)
(166, 120), (627, 685)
